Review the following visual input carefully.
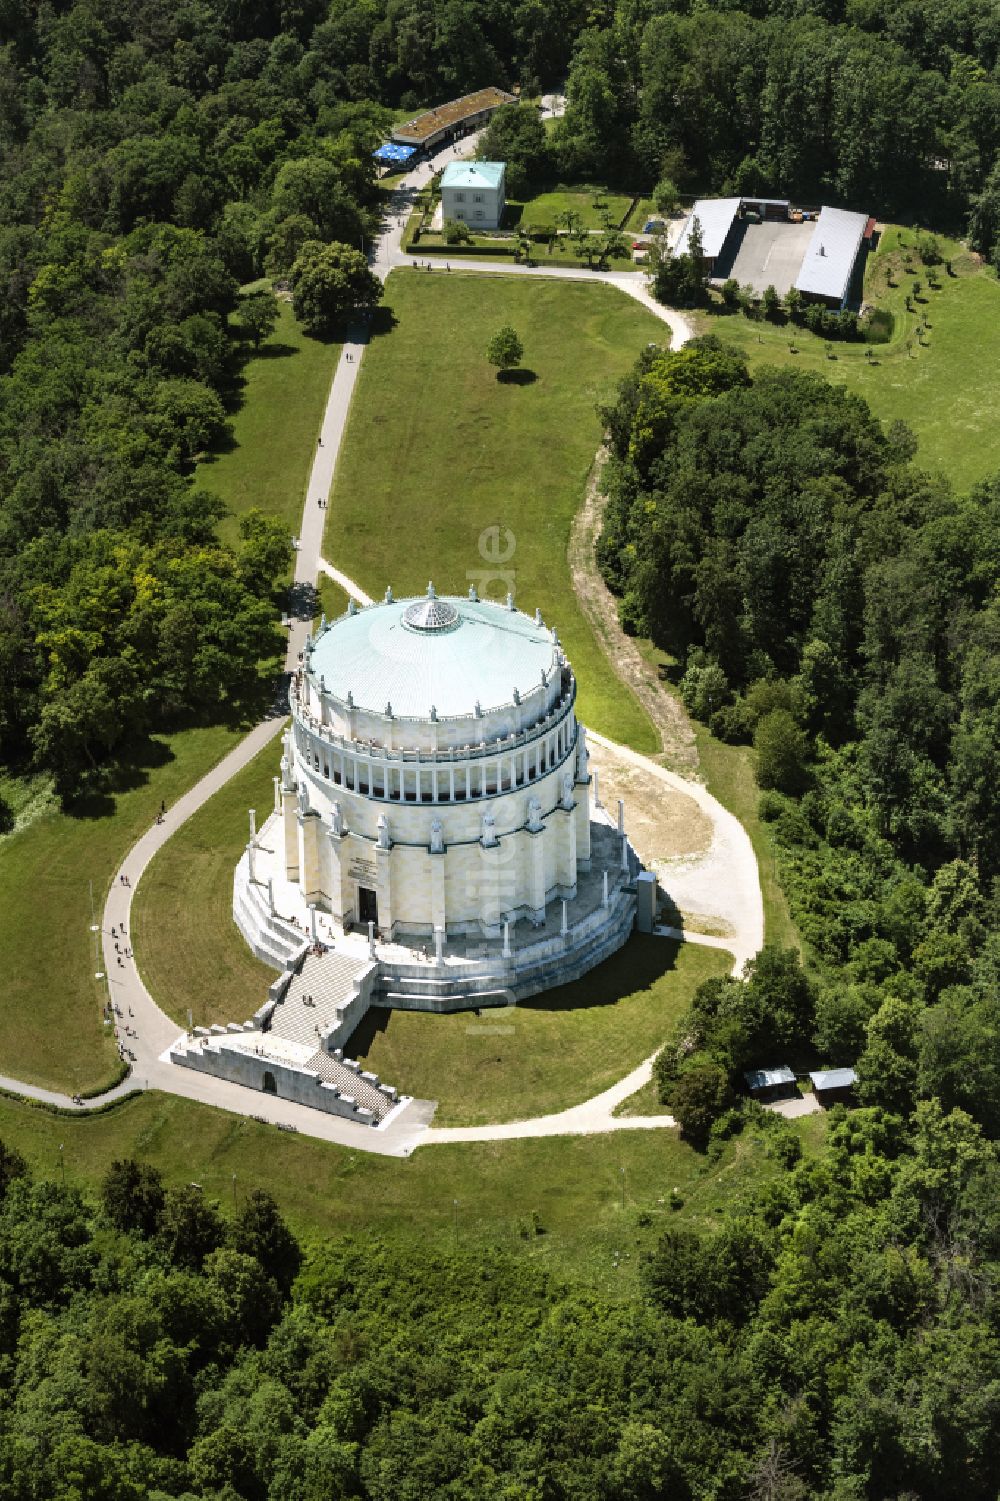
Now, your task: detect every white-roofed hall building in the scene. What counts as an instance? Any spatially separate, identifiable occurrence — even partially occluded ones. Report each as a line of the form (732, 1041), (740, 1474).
(794, 206), (873, 308)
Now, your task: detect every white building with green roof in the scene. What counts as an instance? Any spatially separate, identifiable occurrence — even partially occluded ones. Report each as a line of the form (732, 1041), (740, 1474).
(440, 160), (506, 229)
(232, 584), (641, 1017)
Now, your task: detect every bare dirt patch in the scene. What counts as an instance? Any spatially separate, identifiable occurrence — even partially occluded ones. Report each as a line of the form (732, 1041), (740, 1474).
(569, 448), (698, 774)
(590, 739), (711, 867)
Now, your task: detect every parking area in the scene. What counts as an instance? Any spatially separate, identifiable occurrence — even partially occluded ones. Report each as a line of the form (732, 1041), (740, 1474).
(716, 219), (815, 295)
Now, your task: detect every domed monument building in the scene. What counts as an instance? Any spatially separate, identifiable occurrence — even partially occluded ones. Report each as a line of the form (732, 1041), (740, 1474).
(172, 586), (642, 1125)
(285, 585), (596, 944)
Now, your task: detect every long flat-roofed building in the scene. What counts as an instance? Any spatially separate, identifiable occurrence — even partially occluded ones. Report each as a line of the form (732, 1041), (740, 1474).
(392, 87), (517, 153)
(794, 206), (872, 308)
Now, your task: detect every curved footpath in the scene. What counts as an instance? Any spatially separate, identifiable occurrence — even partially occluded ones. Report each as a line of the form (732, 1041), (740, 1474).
(7, 142), (751, 1156)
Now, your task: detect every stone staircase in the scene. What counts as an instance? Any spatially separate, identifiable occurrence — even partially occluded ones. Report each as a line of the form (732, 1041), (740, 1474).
(304, 1049), (397, 1121)
(268, 949), (376, 1051)
(233, 866), (307, 969)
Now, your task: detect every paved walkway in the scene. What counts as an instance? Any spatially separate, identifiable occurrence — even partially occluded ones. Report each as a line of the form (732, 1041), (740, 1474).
(423, 1053), (674, 1145)
(317, 558), (372, 605)
(1, 138), (751, 1155)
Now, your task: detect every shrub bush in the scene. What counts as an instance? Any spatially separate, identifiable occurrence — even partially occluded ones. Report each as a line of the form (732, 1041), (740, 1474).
(862, 306), (894, 343)
(669, 1058), (734, 1144)
(916, 232), (942, 265)
(680, 657), (730, 721)
(754, 709), (811, 793)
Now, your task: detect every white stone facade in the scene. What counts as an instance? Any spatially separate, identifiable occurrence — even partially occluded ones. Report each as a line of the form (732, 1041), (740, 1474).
(440, 162), (506, 230)
(280, 590), (596, 942)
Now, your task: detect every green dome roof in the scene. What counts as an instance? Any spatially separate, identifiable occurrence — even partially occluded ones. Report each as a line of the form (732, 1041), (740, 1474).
(309, 590), (560, 721)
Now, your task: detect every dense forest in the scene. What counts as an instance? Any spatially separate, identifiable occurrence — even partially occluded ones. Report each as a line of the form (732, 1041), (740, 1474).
(598, 338), (1000, 1135)
(2, 1118), (1000, 1501)
(0, 0), (582, 800)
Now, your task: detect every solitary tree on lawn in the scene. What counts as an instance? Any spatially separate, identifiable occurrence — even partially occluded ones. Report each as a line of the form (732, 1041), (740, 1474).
(487, 325), (524, 378)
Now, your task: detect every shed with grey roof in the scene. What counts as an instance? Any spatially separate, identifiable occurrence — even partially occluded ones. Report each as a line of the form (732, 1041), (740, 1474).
(745, 1065), (797, 1097)
(794, 207), (871, 308)
(675, 197), (743, 271)
(809, 1067), (857, 1100)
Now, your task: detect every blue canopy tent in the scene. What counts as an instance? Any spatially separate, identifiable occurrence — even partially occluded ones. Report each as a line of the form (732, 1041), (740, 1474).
(373, 143), (417, 166)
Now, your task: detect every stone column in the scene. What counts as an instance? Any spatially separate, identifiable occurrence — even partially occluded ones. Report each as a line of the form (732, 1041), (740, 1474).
(557, 804), (577, 897)
(327, 824), (348, 925)
(574, 782), (591, 870)
(298, 808), (321, 901)
(375, 841), (394, 939)
(430, 848), (446, 935)
(273, 777), (280, 816)
(282, 787), (299, 880)
(478, 840), (502, 937)
(529, 825), (546, 924)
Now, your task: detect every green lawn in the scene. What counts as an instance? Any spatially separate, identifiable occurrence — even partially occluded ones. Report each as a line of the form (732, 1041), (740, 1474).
(324, 270), (662, 752)
(198, 301), (338, 547)
(702, 227), (1000, 491)
(350, 938), (728, 1125)
(315, 574), (352, 622)
(0, 726), (246, 1092)
(133, 739), (279, 1031)
(510, 185), (633, 229)
(0, 1087), (826, 1281)
(613, 1074), (665, 1116)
